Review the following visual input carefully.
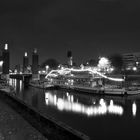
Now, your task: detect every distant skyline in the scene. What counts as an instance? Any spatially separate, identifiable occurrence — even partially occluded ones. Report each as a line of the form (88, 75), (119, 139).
(0, 0), (140, 68)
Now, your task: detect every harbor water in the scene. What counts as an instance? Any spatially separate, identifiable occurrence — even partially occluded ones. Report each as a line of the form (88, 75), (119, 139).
(8, 79), (140, 140)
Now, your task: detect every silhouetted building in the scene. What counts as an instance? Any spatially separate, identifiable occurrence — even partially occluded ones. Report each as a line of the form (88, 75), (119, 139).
(32, 49), (40, 80)
(23, 52), (29, 73)
(67, 50), (73, 67)
(32, 48), (39, 74)
(2, 44), (9, 75)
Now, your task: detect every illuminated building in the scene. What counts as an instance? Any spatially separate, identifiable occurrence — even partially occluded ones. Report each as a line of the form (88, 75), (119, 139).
(2, 44), (10, 79)
(23, 52), (29, 73)
(122, 52), (140, 70)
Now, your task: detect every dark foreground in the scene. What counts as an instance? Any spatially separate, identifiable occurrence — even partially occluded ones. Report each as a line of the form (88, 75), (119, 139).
(0, 96), (47, 140)
(0, 90), (89, 140)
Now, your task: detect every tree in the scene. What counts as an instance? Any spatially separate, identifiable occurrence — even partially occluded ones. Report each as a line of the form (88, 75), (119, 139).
(87, 59), (98, 66)
(41, 58), (59, 69)
(109, 54), (124, 73)
(98, 57), (111, 71)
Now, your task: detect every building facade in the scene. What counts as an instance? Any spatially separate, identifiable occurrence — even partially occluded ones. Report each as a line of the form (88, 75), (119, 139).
(122, 52), (140, 70)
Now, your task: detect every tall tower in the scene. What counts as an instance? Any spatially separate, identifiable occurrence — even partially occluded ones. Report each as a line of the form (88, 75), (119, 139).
(2, 44), (10, 79)
(32, 48), (40, 80)
(23, 52), (29, 73)
(67, 50), (73, 67)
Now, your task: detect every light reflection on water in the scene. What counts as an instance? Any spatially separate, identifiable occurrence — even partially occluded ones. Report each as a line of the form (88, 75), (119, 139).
(45, 92), (124, 116)
(8, 79), (140, 139)
(132, 102), (137, 117)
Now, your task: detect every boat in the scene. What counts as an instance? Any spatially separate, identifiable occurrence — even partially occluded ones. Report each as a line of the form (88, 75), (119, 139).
(45, 67), (140, 95)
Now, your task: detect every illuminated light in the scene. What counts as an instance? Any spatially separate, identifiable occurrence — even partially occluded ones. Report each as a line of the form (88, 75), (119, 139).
(45, 68), (124, 82)
(132, 102), (137, 117)
(99, 98), (106, 106)
(25, 52), (28, 57)
(71, 95), (74, 102)
(57, 98), (64, 111)
(136, 61), (139, 65)
(45, 92), (124, 116)
(14, 79), (17, 88)
(46, 65), (49, 69)
(0, 61), (3, 66)
(42, 70), (46, 73)
(19, 80), (22, 92)
(45, 92), (49, 99)
(126, 67), (131, 70)
(93, 101), (96, 105)
(54, 95), (57, 105)
(4, 44), (8, 50)
(80, 64), (84, 69)
(14, 69), (17, 74)
(19, 72), (22, 74)
(61, 66), (64, 70)
(58, 65), (61, 68)
(133, 67), (137, 71)
(108, 100), (123, 115)
(45, 92), (49, 105)
(38, 71), (41, 74)
(98, 57), (110, 69)
(110, 67), (114, 72)
(68, 95), (71, 101)
(66, 92), (69, 97)
(110, 100), (114, 106)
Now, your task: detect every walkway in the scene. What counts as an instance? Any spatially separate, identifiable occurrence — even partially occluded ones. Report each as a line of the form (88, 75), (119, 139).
(0, 99), (47, 140)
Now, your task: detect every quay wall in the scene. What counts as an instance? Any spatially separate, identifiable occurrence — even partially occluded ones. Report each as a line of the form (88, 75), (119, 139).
(0, 90), (89, 140)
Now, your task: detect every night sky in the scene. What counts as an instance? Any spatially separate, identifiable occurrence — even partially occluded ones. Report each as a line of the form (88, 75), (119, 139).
(0, 0), (140, 68)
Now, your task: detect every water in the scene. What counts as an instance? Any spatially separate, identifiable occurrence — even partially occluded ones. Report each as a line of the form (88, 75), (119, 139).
(9, 79), (140, 140)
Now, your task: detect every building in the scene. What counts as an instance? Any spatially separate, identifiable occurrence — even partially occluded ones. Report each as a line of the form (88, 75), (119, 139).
(32, 48), (40, 80)
(32, 48), (39, 74)
(67, 51), (73, 67)
(122, 52), (140, 70)
(23, 52), (29, 73)
(2, 44), (10, 76)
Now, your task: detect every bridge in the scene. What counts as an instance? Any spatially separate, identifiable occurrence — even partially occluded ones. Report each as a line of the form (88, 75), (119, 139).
(9, 74), (32, 84)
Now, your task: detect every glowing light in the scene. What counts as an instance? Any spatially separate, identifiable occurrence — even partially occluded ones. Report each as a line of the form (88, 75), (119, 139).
(132, 102), (137, 117)
(19, 80), (22, 92)
(45, 92), (123, 116)
(4, 44), (8, 50)
(108, 100), (123, 115)
(14, 69), (17, 74)
(0, 61), (3, 66)
(133, 67), (137, 71)
(110, 67), (114, 72)
(46, 65), (49, 70)
(98, 57), (110, 69)
(45, 67), (124, 82)
(25, 52), (28, 57)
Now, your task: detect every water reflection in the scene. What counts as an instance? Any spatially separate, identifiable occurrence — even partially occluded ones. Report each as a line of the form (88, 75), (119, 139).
(45, 92), (124, 116)
(9, 79), (23, 92)
(132, 102), (137, 117)
(7, 79), (140, 139)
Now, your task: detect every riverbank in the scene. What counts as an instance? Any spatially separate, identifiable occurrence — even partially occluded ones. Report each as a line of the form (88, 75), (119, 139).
(0, 87), (89, 140)
(0, 97), (47, 140)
